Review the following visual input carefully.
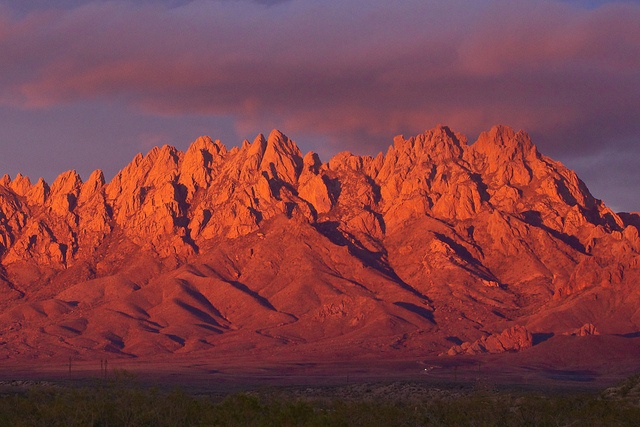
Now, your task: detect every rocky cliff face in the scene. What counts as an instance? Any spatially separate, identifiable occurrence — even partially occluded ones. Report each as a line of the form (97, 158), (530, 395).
(0, 125), (638, 360)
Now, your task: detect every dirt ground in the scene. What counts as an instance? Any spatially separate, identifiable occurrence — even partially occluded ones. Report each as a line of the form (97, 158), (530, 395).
(2, 342), (638, 397)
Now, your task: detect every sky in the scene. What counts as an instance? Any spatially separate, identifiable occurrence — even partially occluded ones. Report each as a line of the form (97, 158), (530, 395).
(0, 0), (638, 212)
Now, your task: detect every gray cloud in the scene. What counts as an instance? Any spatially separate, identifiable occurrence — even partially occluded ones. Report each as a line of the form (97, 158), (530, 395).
(0, 0), (638, 211)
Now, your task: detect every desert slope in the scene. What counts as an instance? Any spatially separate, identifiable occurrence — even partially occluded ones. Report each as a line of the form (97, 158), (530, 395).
(0, 125), (638, 363)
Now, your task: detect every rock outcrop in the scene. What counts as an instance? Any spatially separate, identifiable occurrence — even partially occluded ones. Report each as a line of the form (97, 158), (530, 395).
(445, 325), (534, 355)
(567, 323), (600, 336)
(0, 125), (637, 361)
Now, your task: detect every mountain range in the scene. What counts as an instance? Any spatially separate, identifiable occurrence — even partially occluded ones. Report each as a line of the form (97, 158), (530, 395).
(0, 125), (639, 368)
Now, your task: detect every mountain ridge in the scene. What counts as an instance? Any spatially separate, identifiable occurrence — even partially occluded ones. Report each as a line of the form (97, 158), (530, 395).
(0, 124), (639, 363)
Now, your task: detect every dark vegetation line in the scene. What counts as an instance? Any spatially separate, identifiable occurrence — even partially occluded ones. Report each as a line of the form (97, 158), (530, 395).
(1, 373), (640, 426)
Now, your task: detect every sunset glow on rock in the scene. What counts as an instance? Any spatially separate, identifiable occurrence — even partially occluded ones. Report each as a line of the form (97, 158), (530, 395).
(0, 126), (638, 377)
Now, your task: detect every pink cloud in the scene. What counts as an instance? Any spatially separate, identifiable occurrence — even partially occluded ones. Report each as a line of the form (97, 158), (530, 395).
(1, 0), (639, 165)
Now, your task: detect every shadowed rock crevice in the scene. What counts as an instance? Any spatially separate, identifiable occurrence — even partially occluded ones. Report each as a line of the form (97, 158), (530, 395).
(532, 332), (554, 345)
(521, 210), (587, 254)
(113, 310), (164, 330)
(393, 301), (435, 324)
(433, 232), (497, 282)
(469, 173), (490, 203)
(173, 299), (225, 328)
(314, 221), (429, 300)
(226, 280), (278, 311)
(178, 280), (228, 320)
(164, 333), (185, 346)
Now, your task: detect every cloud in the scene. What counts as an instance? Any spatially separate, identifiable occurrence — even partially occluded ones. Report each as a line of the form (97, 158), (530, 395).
(0, 0), (639, 210)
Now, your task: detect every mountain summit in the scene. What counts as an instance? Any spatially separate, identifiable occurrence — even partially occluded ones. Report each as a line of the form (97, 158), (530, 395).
(0, 125), (638, 363)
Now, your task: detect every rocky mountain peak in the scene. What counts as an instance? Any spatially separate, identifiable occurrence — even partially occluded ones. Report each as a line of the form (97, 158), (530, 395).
(26, 177), (49, 206)
(385, 124), (466, 166)
(179, 136), (225, 198)
(189, 135), (226, 155)
(420, 124), (466, 158)
(246, 133), (267, 159)
(76, 170), (106, 209)
(467, 125), (539, 187)
(0, 125), (638, 364)
(471, 125), (537, 162)
(261, 129), (303, 186)
(302, 151), (321, 174)
(46, 170), (82, 215)
(9, 173), (32, 197)
(49, 170), (82, 197)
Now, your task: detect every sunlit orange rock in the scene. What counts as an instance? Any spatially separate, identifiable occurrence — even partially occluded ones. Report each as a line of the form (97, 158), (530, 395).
(445, 325), (533, 355)
(0, 125), (637, 365)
